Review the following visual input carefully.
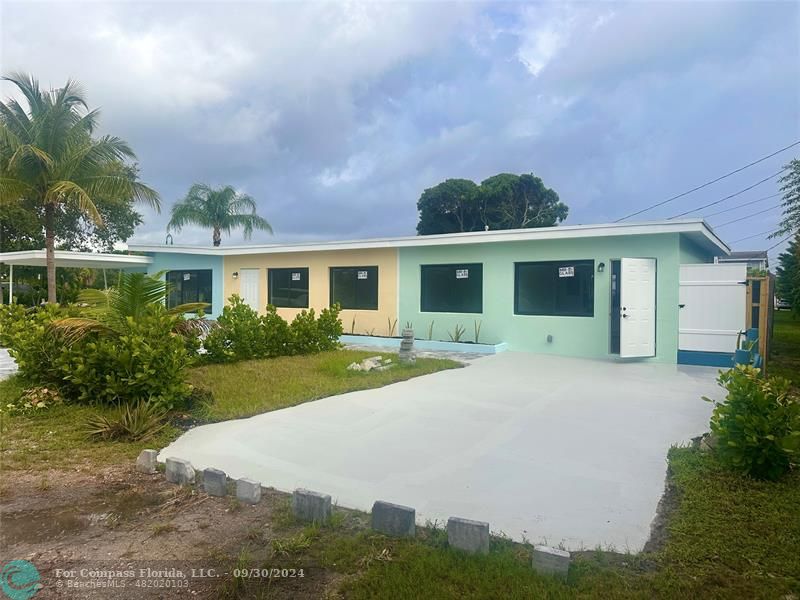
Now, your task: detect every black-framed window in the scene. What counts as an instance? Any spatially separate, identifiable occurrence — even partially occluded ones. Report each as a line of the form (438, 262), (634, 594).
(268, 267), (309, 308)
(515, 260), (594, 317)
(420, 263), (483, 313)
(166, 269), (213, 313)
(330, 266), (379, 310)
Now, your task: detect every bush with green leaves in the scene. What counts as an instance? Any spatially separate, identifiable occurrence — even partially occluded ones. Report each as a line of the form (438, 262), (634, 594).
(0, 272), (204, 410)
(705, 365), (800, 480)
(204, 298), (342, 362)
(204, 295), (269, 362)
(54, 306), (196, 409)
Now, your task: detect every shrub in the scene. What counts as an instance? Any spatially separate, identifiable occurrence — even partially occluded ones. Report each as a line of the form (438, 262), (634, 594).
(289, 309), (321, 355)
(262, 304), (292, 356)
(0, 304), (79, 387)
(705, 365), (800, 480)
(317, 304), (344, 351)
(204, 295), (267, 362)
(1, 302), (196, 410)
(204, 297), (341, 362)
(55, 307), (196, 409)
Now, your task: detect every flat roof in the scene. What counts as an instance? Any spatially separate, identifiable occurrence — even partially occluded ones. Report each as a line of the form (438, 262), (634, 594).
(0, 250), (153, 268)
(129, 219), (731, 256)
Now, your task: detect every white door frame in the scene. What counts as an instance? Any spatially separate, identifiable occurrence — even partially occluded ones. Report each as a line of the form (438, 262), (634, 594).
(619, 257), (657, 358)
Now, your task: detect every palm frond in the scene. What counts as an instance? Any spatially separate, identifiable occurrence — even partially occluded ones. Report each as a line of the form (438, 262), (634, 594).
(49, 317), (113, 344)
(46, 180), (102, 224)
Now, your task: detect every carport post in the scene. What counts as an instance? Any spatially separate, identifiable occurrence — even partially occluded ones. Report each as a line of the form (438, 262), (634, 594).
(8, 264), (12, 303)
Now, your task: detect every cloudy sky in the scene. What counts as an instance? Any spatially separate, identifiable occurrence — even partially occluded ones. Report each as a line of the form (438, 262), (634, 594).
(2, 1), (799, 259)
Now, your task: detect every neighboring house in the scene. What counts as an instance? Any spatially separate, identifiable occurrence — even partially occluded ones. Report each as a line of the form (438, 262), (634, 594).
(715, 250), (768, 271)
(123, 219), (740, 366)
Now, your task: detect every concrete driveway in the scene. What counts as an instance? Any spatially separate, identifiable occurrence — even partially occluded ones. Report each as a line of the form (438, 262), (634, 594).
(160, 352), (722, 552)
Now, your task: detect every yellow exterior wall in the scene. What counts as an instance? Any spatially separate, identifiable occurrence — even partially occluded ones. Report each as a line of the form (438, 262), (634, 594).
(223, 248), (399, 336)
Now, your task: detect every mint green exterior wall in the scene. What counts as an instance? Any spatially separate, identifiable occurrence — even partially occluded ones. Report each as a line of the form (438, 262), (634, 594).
(398, 233), (689, 362)
(679, 236), (714, 264)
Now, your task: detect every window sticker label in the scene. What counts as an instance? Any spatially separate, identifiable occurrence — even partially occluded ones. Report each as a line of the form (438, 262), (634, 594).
(292, 272), (301, 281)
(455, 269), (469, 279)
(558, 266), (575, 278)
(357, 270), (368, 280)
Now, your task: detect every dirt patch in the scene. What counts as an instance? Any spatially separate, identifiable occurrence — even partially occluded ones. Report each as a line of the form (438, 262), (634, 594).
(642, 462), (681, 555)
(0, 465), (341, 598)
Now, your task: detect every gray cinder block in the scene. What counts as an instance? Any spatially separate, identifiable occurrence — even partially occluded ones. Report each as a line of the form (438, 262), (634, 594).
(165, 457), (195, 485)
(135, 449), (158, 474)
(203, 468), (227, 497)
(447, 517), (490, 554)
(292, 488), (332, 524)
(371, 500), (415, 537)
(236, 478), (262, 504)
(532, 545), (571, 577)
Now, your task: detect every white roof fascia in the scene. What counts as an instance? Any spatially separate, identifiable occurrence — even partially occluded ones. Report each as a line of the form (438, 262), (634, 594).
(128, 219), (730, 257)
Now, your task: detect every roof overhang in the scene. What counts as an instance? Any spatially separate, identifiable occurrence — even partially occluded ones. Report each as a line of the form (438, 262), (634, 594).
(129, 219), (731, 257)
(0, 250), (153, 269)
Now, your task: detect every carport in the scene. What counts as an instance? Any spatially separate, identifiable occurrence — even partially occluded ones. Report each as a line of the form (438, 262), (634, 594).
(160, 352), (721, 552)
(0, 249), (152, 302)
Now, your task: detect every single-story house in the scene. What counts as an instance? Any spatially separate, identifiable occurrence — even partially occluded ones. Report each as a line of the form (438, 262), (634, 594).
(121, 219), (746, 365)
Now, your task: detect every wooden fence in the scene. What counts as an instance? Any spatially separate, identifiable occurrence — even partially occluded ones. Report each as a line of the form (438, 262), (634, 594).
(745, 274), (775, 374)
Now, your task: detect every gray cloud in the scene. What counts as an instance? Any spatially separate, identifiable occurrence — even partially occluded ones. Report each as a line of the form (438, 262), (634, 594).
(2, 0), (798, 257)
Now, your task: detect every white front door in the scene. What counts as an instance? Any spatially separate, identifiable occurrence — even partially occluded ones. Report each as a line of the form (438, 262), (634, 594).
(620, 258), (657, 358)
(239, 268), (261, 311)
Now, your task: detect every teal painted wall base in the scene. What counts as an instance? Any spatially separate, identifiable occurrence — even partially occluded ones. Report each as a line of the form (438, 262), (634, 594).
(677, 350), (734, 368)
(340, 334), (508, 354)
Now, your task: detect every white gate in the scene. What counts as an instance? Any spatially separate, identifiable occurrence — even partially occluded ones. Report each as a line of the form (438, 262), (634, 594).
(679, 264), (746, 353)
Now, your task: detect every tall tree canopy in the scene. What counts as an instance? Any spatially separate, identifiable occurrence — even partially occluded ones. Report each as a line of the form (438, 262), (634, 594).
(0, 73), (159, 303)
(167, 184), (272, 246)
(416, 172), (567, 235)
(775, 158), (800, 237)
(776, 232), (799, 315)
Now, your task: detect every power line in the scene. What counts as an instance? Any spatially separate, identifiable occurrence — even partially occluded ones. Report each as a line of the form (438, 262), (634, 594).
(669, 176), (783, 219)
(614, 140), (800, 222)
(731, 228), (778, 243)
(713, 204), (782, 227)
(766, 233), (793, 253)
(702, 192), (782, 218)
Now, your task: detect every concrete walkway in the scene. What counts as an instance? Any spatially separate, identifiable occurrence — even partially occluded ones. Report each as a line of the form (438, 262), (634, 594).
(160, 352), (722, 551)
(0, 348), (18, 380)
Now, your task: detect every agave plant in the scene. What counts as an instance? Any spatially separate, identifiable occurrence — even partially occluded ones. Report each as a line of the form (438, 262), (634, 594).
(51, 271), (213, 343)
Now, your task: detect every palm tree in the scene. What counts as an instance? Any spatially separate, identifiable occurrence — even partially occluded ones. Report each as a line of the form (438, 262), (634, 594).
(0, 73), (159, 304)
(52, 271), (213, 343)
(167, 184), (272, 246)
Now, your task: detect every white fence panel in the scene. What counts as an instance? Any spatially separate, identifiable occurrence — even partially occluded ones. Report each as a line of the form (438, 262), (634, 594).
(679, 264), (746, 353)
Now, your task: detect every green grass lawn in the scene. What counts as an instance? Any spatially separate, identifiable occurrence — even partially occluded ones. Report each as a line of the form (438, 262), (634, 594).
(0, 350), (458, 472)
(189, 349), (459, 421)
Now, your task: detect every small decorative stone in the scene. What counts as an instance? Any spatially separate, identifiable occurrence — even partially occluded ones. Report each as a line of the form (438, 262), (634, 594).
(399, 329), (415, 364)
(371, 501), (415, 537)
(236, 478), (262, 504)
(165, 457), (195, 485)
(136, 449), (158, 474)
(292, 488), (332, 524)
(203, 468), (227, 497)
(447, 516), (489, 554)
(532, 545), (571, 577)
